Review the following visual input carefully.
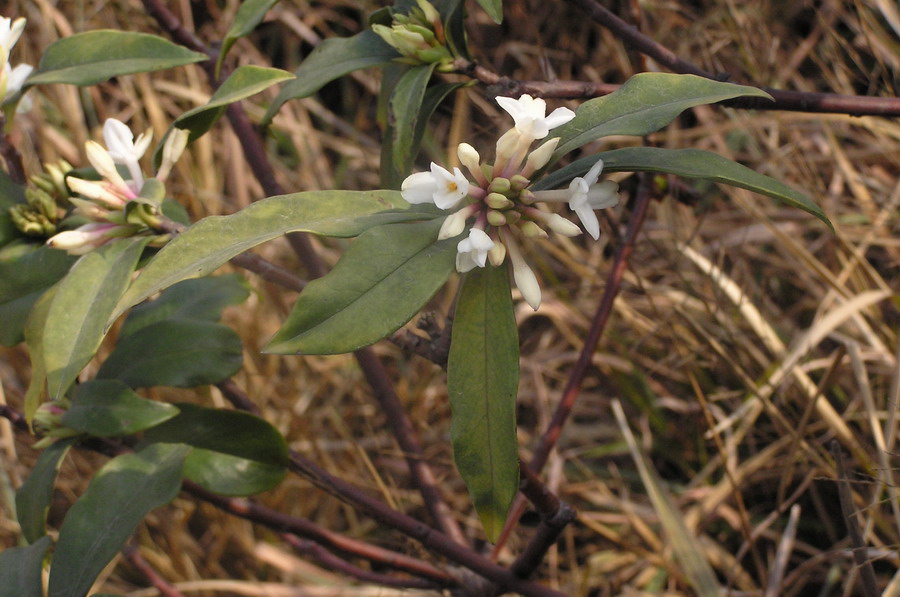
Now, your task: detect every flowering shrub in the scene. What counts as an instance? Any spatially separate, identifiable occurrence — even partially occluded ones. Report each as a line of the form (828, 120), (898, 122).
(0, 2), (839, 595)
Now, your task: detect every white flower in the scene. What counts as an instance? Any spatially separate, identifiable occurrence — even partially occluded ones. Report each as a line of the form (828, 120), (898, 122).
(567, 159), (619, 240)
(66, 176), (128, 208)
(455, 228), (494, 273)
(4, 62), (30, 98)
(495, 94), (575, 140)
(157, 128), (190, 181)
(401, 162), (470, 209)
(103, 118), (152, 189)
(438, 204), (477, 240)
(0, 17), (25, 54)
(523, 137), (559, 176)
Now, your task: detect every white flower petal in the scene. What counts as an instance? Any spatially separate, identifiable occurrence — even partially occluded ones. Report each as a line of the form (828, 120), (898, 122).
(401, 171), (439, 204)
(573, 203), (600, 240)
(431, 164), (469, 210)
(456, 228), (494, 272)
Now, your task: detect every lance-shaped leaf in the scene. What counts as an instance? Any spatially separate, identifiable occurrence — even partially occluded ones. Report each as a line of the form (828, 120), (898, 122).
(266, 219), (457, 355)
(0, 536), (52, 597)
(16, 438), (75, 544)
(216, 0), (281, 78)
(550, 73), (773, 160)
(174, 65), (294, 142)
(47, 443), (190, 597)
(143, 403), (288, 496)
(448, 265), (520, 542)
(120, 274), (250, 338)
(0, 244), (76, 346)
(534, 146), (832, 229)
(23, 287), (56, 422)
(42, 237), (150, 400)
(97, 320), (243, 388)
(380, 63), (437, 189)
(112, 191), (434, 321)
(262, 30), (399, 125)
(27, 31), (207, 87)
(62, 380), (180, 436)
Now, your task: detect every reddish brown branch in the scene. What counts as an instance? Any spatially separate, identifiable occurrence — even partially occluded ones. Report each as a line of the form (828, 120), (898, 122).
(123, 544), (188, 597)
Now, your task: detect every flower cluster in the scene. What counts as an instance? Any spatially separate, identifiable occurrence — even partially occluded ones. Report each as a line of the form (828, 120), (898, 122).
(372, 0), (453, 69)
(46, 119), (189, 255)
(0, 16), (32, 110)
(401, 94), (619, 310)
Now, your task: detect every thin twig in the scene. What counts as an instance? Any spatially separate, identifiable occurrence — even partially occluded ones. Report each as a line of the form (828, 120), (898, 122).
(280, 533), (445, 590)
(123, 544), (188, 597)
(184, 481), (455, 587)
(287, 451), (567, 597)
(507, 466), (577, 583)
(141, 0), (464, 545)
(565, 0), (900, 117)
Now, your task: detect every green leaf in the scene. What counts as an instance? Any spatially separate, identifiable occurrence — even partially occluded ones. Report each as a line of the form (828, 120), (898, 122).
(16, 438), (75, 544)
(174, 65), (294, 142)
(23, 287), (56, 422)
(42, 237), (150, 400)
(113, 191), (434, 320)
(183, 449), (286, 496)
(97, 320), (243, 388)
(266, 219), (457, 355)
(217, 0), (281, 78)
(550, 73), (773, 160)
(0, 536), (52, 597)
(120, 274), (249, 339)
(48, 443), (190, 597)
(434, 0), (470, 59)
(0, 244), (76, 346)
(535, 146), (832, 229)
(380, 63), (437, 189)
(474, 0), (503, 23)
(62, 380), (180, 436)
(27, 31), (207, 87)
(262, 30), (399, 125)
(143, 403), (288, 495)
(448, 265), (520, 542)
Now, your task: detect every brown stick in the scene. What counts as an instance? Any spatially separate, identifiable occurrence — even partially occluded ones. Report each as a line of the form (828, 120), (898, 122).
(122, 544), (189, 597)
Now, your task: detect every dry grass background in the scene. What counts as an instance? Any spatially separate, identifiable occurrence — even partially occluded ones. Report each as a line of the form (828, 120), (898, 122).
(1, 0), (899, 595)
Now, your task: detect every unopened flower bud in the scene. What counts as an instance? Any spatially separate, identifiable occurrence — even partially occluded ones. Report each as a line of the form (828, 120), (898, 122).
(523, 137), (559, 176)
(488, 241), (506, 266)
(488, 177), (511, 194)
(509, 174), (530, 192)
(486, 209), (507, 227)
(543, 212), (582, 237)
(438, 207), (471, 240)
(157, 127), (190, 181)
(415, 0), (442, 25)
(520, 220), (548, 239)
(485, 192), (514, 209)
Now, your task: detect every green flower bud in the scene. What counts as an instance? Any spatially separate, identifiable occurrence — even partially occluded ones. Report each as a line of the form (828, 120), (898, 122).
(520, 220), (548, 239)
(486, 209), (508, 226)
(488, 177), (511, 194)
(485, 192), (514, 209)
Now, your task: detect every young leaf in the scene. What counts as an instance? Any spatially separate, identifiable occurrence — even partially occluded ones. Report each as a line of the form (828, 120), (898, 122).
(265, 219), (457, 355)
(0, 536), (52, 597)
(96, 320), (243, 388)
(262, 30), (400, 125)
(216, 0), (281, 77)
(119, 274), (250, 339)
(62, 380), (180, 436)
(47, 443), (190, 597)
(112, 191), (435, 320)
(474, 0), (503, 23)
(143, 403), (288, 495)
(550, 73), (773, 159)
(534, 146), (832, 229)
(27, 31), (207, 87)
(448, 265), (520, 542)
(380, 63), (438, 189)
(173, 65), (294, 142)
(16, 438), (75, 544)
(42, 237), (150, 400)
